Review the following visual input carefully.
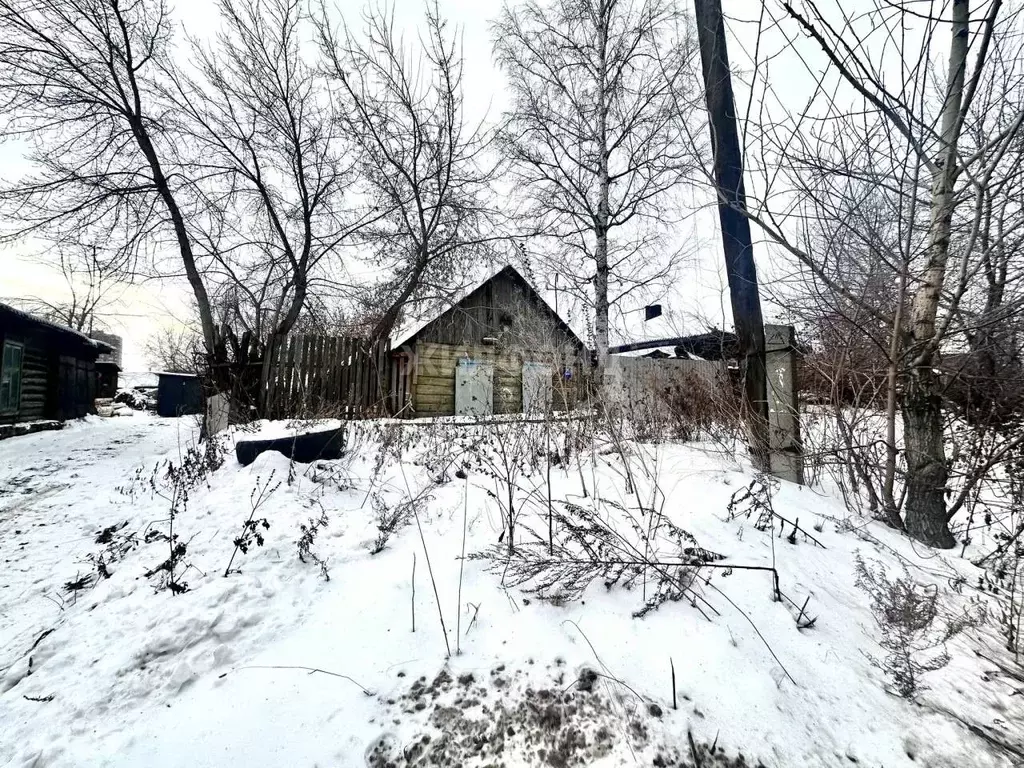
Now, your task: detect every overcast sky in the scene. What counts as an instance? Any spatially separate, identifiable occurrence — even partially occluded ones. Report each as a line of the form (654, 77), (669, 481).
(0, 0), (818, 371)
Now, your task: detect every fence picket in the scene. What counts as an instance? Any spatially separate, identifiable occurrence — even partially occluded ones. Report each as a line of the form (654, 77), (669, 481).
(258, 333), (398, 420)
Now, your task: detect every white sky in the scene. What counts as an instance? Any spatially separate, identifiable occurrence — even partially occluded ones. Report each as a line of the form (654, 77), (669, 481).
(0, 0), (820, 370)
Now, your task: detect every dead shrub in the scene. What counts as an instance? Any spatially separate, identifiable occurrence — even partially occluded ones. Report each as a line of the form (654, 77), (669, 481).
(660, 372), (741, 443)
(855, 554), (985, 698)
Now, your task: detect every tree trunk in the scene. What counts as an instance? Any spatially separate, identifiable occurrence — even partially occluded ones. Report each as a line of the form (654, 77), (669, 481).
(593, 2), (611, 380)
(693, 0), (770, 471)
(881, 275), (910, 530)
(902, 372), (955, 547)
(902, 0), (970, 548)
(370, 254), (430, 346)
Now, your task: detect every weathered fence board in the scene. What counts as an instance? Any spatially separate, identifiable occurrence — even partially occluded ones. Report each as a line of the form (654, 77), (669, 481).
(259, 334), (399, 420)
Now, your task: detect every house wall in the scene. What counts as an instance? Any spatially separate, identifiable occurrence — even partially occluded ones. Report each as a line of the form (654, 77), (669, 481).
(410, 342), (589, 418)
(14, 336), (51, 422)
(408, 271), (530, 347)
(56, 356), (97, 420)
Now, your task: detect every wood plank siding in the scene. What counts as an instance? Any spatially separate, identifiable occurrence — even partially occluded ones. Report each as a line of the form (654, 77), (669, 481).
(410, 343), (588, 417)
(18, 344), (50, 421)
(1, 303), (106, 425)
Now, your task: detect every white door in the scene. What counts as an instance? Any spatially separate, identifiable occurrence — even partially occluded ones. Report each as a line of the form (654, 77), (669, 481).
(455, 359), (493, 416)
(522, 362), (553, 415)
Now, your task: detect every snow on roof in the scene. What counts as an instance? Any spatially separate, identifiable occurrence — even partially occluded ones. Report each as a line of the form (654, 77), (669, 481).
(614, 346), (681, 358)
(0, 301), (112, 351)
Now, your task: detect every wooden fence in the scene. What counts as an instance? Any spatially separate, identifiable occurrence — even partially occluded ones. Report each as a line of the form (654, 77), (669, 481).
(259, 334), (409, 420)
(605, 356), (730, 409)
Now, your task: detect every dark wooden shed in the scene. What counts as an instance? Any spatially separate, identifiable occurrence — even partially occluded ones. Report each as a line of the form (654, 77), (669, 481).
(156, 372), (203, 417)
(391, 266), (589, 417)
(0, 302), (110, 425)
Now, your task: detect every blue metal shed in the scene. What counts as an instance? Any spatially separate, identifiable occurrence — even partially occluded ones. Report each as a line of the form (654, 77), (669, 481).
(156, 372), (202, 418)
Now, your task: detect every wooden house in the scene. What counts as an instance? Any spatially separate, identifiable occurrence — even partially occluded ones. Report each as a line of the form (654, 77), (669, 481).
(0, 302), (111, 425)
(92, 331), (123, 399)
(391, 266), (590, 418)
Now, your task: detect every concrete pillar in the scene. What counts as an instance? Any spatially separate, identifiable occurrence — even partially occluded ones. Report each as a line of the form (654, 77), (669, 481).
(764, 324), (804, 484)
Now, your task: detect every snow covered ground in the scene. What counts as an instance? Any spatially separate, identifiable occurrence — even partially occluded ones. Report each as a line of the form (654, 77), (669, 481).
(1, 414), (1021, 767)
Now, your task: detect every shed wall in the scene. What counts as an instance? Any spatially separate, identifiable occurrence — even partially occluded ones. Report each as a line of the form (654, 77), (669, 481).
(1, 306), (107, 425)
(18, 340), (51, 421)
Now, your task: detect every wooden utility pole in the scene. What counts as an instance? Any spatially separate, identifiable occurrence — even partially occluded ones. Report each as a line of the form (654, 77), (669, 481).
(693, 0), (770, 470)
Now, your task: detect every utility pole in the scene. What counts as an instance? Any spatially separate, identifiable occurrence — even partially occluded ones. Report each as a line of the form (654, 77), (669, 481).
(693, 0), (770, 470)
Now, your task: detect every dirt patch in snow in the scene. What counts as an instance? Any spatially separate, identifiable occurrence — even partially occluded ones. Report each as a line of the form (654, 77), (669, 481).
(367, 662), (764, 768)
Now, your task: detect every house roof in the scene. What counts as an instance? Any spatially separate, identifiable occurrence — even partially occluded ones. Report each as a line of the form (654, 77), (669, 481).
(609, 331), (740, 361)
(391, 264), (585, 350)
(0, 302), (113, 353)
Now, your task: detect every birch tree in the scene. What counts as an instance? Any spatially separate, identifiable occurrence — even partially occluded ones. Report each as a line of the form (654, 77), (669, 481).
(735, 0), (1024, 547)
(493, 0), (696, 376)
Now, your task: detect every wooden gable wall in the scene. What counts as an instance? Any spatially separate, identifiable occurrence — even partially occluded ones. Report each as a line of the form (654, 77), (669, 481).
(408, 268), (582, 352)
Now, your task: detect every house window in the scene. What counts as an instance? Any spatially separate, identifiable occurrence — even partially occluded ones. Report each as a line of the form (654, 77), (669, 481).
(1, 341), (24, 413)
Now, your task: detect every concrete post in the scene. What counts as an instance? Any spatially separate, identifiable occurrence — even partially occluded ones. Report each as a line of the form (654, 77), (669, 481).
(764, 324), (803, 484)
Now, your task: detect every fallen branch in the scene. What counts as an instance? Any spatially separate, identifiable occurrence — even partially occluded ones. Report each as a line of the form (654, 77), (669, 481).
(231, 665), (374, 696)
(28, 628), (55, 653)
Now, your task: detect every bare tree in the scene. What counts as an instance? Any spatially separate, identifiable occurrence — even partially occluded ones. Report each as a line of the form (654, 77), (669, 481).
(316, 0), (500, 343)
(144, 325), (201, 373)
(493, 0), (696, 377)
(168, 0), (373, 356)
(731, 1), (1024, 546)
(0, 0), (225, 369)
(19, 242), (130, 332)
(0, 0), (372, 414)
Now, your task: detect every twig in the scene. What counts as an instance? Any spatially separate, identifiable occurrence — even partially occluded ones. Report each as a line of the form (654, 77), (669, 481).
(706, 581), (797, 686)
(23, 694), (54, 703)
(796, 595), (811, 627)
(412, 506), (451, 657)
(396, 461), (451, 657)
(670, 657), (677, 710)
(688, 730), (705, 768)
(411, 552), (417, 633)
(465, 602), (481, 635)
(456, 477), (468, 654)
(233, 665), (374, 696)
(560, 619), (646, 703)
(42, 593), (66, 612)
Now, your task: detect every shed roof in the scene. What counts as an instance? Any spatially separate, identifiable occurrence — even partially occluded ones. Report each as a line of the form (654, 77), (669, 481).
(0, 302), (112, 353)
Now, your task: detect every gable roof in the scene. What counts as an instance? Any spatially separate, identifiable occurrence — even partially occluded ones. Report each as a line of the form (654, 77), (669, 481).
(0, 302), (112, 353)
(391, 264), (585, 350)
